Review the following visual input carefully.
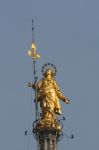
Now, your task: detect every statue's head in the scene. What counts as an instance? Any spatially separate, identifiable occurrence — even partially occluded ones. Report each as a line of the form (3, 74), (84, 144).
(44, 69), (54, 78)
(42, 63), (57, 78)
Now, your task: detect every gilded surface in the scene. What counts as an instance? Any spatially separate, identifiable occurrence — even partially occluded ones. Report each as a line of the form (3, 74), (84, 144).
(28, 42), (41, 59)
(28, 69), (70, 131)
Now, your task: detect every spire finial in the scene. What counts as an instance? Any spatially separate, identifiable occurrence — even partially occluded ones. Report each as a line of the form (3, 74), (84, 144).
(28, 19), (41, 59)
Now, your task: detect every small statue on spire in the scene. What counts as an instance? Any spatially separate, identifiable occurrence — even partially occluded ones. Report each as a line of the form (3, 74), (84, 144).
(28, 63), (70, 131)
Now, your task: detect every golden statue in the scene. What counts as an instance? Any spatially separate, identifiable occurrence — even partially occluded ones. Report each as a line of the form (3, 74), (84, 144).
(28, 63), (70, 131)
(27, 28), (71, 130)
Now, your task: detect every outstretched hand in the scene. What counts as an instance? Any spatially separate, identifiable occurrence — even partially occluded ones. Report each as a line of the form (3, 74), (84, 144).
(65, 98), (70, 104)
(27, 82), (33, 87)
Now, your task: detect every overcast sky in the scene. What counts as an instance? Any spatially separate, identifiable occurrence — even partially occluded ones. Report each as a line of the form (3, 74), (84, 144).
(0, 0), (99, 150)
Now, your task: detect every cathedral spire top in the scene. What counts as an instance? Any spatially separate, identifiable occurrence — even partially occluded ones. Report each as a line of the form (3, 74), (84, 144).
(26, 21), (72, 150)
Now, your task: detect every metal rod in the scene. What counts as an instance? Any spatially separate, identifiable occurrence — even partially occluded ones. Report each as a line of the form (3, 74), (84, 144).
(32, 19), (34, 42)
(31, 19), (39, 122)
(33, 58), (38, 122)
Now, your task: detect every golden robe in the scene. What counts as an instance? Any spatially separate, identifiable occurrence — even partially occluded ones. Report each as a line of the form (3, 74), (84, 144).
(35, 78), (66, 115)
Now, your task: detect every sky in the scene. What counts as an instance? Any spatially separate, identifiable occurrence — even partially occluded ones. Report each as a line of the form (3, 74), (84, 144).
(0, 0), (99, 150)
